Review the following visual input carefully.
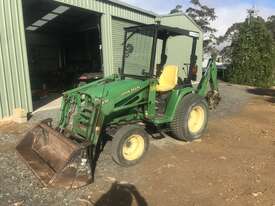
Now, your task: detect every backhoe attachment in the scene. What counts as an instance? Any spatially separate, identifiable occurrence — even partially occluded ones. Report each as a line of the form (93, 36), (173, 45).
(197, 58), (221, 109)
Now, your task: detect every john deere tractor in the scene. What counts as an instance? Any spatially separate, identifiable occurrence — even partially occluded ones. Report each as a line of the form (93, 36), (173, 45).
(17, 24), (220, 189)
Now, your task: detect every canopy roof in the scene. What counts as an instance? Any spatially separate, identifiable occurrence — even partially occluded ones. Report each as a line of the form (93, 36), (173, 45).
(125, 24), (200, 39)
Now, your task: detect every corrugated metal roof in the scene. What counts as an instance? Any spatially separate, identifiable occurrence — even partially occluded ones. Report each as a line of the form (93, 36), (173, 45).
(159, 12), (203, 32)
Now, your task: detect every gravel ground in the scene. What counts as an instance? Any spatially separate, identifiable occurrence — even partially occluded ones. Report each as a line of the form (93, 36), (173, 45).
(210, 82), (254, 119)
(0, 82), (274, 206)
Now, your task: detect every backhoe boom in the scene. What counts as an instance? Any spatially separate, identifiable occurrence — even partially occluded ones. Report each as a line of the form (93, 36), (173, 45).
(197, 58), (221, 109)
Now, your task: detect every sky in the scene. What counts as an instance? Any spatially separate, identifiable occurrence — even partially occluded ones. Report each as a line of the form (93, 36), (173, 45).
(121, 0), (275, 36)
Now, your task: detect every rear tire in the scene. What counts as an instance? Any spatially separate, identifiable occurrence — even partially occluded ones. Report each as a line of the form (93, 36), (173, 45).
(111, 125), (149, 167)
(170, 94), (208, 141)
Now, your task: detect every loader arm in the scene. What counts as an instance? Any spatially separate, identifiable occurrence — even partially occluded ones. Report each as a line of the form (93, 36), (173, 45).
(197, 58), (218, 97)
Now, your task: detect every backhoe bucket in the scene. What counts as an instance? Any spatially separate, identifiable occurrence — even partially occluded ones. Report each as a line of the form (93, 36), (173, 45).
(16, 121), (92, 189)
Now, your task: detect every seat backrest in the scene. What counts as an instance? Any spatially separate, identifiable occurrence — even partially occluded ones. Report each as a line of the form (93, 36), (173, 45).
(156, 65), (179, 92)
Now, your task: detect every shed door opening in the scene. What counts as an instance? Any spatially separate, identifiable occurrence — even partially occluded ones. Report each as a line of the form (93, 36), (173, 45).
(22, 0), (102, 110)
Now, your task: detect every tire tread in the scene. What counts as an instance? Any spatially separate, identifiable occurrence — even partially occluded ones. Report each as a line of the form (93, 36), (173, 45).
(170, 93), (208, 141)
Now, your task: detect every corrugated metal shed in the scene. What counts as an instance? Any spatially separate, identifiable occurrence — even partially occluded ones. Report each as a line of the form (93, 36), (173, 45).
(0, 1), (203, 120)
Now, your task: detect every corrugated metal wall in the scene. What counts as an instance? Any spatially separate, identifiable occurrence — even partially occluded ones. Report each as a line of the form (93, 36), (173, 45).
(54, 0), (154, 24)
(160, 14), (203, 82)
(0, 0), (32, 119)
(112, 18), (137, 74)
(101, 14), (114, 76)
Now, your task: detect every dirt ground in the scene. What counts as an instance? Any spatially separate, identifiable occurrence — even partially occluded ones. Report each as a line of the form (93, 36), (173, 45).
(0, 83), (275, 206)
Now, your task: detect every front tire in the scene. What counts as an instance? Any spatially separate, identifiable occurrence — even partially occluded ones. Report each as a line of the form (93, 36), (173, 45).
(170, 94), (209, 141)
(111, 125), (149, 167)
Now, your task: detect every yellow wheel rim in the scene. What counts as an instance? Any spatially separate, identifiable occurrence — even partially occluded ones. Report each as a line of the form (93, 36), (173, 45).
(188, 106), (205, 134)
(122, 134), (145, 161)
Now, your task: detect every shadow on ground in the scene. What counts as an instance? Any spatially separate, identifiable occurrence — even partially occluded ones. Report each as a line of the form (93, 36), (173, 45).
(246, 88), (275, 96)
(246, 88), (275, 103)
(94, 182), (147, 206)
(266, 98), (275, 103)
(33, 93), (61, 111)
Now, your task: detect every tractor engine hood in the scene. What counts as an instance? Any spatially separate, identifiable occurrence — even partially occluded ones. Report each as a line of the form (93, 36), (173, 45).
(59, 77), (151, 134)
(81, 79), (149, 101)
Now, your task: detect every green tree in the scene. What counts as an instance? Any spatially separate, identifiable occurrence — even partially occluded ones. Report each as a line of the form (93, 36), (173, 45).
(170, 0), (217, 53)
(185, 0), (217, 33)
(185, 0), (217, 53)
(170, 5), (183, 14)
(266, 15), (275, 40)
(217, 22), (243, 63)
(229, 17), (274, 88)
(218, 8), (265, 63)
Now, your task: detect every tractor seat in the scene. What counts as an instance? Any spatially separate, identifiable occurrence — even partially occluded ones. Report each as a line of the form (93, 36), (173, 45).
(156, 65), (179, 92)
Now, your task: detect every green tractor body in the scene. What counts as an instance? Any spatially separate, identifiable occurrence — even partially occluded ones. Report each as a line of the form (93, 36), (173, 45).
(16, 24), (220, 189)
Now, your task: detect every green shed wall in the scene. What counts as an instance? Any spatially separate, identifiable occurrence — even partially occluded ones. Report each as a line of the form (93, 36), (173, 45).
(54, 0), (155, 24)
(112, 17), (139, 74)
(0, 0), (32, 119)
(159, 14), (203, 82)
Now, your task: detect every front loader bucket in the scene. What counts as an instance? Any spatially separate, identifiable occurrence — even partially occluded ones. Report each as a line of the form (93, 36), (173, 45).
(16, 121), (92, 189)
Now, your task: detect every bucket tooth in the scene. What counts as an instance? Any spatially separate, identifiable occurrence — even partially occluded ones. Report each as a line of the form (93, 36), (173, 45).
(16, 122), (92, 189)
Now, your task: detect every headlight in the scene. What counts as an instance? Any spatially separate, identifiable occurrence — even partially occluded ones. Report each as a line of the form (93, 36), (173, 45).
(81, 94), (86, 100)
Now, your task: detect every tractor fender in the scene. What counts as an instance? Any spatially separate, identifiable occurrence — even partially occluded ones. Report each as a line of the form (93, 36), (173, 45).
(165, 87), (195, 123)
